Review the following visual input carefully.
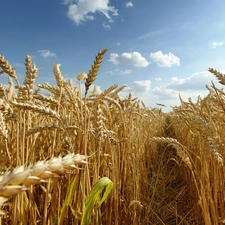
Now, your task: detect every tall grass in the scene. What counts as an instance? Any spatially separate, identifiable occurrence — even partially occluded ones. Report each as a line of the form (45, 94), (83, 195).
(1, 50), (225, 224)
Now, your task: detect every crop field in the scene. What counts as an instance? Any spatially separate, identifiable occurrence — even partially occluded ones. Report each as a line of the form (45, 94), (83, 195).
(0, 49), (225, 224)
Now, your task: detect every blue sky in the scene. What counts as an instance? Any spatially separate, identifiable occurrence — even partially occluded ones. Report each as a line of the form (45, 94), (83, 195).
(1, 0), (225, 110)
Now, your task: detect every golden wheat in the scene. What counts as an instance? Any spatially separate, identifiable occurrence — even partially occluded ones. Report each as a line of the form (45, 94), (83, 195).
(85, 49), (108, 96)
(209, 68), (225, 85)
(2, 50), (225, 224)
(0, 55), (18, 84)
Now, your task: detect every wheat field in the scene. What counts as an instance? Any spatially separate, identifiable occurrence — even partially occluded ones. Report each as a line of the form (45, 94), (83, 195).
(0, 50), (225, 224)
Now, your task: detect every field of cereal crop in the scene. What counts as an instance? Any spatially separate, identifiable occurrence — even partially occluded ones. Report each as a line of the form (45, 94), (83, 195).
(1, 50), (225, 224)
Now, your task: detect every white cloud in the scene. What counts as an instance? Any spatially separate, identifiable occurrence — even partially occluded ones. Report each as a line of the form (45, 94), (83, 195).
(64, 0), (118, 25)
(38, 50), (56, 58)
(109, 51), (150, 67)
(132, 80), (151, 92)
(153, 86), (180, 101)
(155, 77), (162, 82)
(104, 70), (113, 75)
(103, 22), (111, 29)
(126, 2), (133, 7)
(118, 81), (157, 110)
(150, 51), (180, 67)
(168, 71), (213, 91)
(212, 41), (224, 49)
(117, 71), (225, 112)
(119, 69), (132, 75)
(152, 71), (224, 108)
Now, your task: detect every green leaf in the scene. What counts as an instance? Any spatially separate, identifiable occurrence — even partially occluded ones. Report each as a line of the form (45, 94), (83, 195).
(81, 177), (113, 225)
(58, 175), (77, 225)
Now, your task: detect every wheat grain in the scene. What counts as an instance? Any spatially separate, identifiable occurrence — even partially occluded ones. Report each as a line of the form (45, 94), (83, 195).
(0, 152), (88, 201)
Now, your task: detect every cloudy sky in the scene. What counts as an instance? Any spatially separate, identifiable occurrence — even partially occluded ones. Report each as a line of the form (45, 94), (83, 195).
(1, 0), (225, 111)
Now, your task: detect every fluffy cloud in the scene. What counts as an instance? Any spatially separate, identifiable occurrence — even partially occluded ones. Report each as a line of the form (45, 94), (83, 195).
(168, 71), (214, 91)
(64, 0), (118, 25)
(38, 50), (56, 58)
(132, 80), (151, 92)
(118, 71), (225, 111)
(109, 52), (150, 67)
(153, 86), (180, 101)
(150, 51), (180, 67)
(117, 80), (157, 110)
(152, 71), (222, 105)
(212, 41), (224, 49)
(126, 2), (133, 7)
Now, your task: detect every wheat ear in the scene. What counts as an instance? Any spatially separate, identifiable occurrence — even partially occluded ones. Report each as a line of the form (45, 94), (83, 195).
(54, 64), (65, 88)
(23, 55), (38, 101)
(209, 68), (225, 85)
(0, 55), (19, 85)
(150, 137), (192, 169)
(10, 101), (61, 121)
(85, 49), (108, 96)
(0, 153), (88, 215)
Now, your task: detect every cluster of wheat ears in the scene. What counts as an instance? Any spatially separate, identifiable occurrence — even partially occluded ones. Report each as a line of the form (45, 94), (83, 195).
(1, 49), (225, 224)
